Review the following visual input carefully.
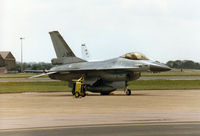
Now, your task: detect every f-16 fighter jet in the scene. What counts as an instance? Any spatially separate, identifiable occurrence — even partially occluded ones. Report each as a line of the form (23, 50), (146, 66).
(33, 31), (171, 97)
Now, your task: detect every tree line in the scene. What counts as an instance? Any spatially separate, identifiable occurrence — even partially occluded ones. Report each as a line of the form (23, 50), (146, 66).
(15, 62), (53, 72)
(166, 60), (200, 69)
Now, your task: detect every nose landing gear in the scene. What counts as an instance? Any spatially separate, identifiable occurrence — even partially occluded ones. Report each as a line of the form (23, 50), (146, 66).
(124, 81), (131, 96)
(125, 89), (131, 95)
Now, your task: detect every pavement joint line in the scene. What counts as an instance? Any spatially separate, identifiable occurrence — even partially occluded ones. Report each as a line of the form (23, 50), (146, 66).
(1, 121), (200, 132)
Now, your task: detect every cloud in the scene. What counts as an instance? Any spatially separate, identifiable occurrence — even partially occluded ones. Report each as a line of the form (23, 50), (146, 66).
(1, 0), (200, 62)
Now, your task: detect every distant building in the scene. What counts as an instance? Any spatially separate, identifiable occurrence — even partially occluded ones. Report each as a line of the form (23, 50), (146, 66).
(0, 55), (5, 67)
(0, 52), (16, 73)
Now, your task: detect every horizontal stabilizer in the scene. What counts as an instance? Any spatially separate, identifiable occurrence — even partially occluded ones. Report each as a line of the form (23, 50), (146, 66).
(29, 72), (57, 78)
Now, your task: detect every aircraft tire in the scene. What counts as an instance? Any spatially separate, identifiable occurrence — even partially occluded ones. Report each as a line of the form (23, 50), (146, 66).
(81, 86), (86, 97)
(126, 89), (131, 95)
(72, 90), (75, 95)
(81, 93), (86, 97)
(75, 92), (80, 98)
(72, 83), (75, 95)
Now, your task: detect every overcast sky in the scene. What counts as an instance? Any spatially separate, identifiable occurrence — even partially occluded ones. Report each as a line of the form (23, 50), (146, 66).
(1, 0), (200, 63)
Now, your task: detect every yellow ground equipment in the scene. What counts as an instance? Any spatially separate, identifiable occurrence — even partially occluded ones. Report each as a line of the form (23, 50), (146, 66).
(73, 75), (86, 98)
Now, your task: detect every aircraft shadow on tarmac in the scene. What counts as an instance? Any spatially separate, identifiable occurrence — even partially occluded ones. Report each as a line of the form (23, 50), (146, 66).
(37, 93), (157, 97)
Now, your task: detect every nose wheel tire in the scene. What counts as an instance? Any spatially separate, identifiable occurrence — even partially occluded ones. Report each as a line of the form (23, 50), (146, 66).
(126, 89), (131, 95)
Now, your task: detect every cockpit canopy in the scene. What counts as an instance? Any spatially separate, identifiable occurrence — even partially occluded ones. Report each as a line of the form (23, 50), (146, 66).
(120, 52), (149, 60)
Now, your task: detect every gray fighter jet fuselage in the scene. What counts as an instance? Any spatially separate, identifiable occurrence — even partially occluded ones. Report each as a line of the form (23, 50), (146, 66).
(36, 31), (171, 95)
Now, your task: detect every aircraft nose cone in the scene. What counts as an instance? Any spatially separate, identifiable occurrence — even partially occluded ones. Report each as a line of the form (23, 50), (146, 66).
(150, 64), (171, 72)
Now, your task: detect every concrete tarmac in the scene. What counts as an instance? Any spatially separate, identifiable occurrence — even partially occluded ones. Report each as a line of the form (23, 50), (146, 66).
(1, 122), (200, 136)
(1, 90), (200, 130)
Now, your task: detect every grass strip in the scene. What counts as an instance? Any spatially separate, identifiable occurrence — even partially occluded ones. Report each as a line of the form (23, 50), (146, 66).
(0, 82), (70, 93)
(129, 80), (200, 90)
(0, 73), (48, 78)
(0, 80), (200, 93)
(141, 74), (200, 77)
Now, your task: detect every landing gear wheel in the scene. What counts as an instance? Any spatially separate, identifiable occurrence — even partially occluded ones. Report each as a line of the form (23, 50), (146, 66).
(80, 86), (86, 97)
(81, 92), (86, 97)
(126, 89), (131, 95)
(74, 92), (80, 98)
(72, 83), (75, 95)
(72, 90), (75, 95)
(81, 90), (86, 97)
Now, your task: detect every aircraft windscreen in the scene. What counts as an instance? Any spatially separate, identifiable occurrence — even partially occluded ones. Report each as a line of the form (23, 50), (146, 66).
(120, 52), (149, 60)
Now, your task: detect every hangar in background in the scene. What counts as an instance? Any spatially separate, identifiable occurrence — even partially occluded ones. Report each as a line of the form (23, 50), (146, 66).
(0, 52), (16, 73)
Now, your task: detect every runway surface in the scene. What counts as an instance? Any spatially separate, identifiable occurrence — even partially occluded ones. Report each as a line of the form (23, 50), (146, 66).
(1, 90), (200, 130)
(1, 122), (200, 136)
(1, 90), (200, 136)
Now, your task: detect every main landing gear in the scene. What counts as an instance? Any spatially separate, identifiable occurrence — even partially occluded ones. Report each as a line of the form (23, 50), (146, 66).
(72, 75), (86, 98)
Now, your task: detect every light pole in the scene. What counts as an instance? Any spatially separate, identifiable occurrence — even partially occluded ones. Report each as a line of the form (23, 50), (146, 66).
(20, 37), (25, 72)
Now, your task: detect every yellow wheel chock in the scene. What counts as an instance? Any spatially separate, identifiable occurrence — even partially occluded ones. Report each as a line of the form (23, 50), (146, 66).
(73, 75), (86, 98)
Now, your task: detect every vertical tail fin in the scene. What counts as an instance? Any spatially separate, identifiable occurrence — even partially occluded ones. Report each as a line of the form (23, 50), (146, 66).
(49, 31), (75, 58)
(49, 31), (86, 64)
